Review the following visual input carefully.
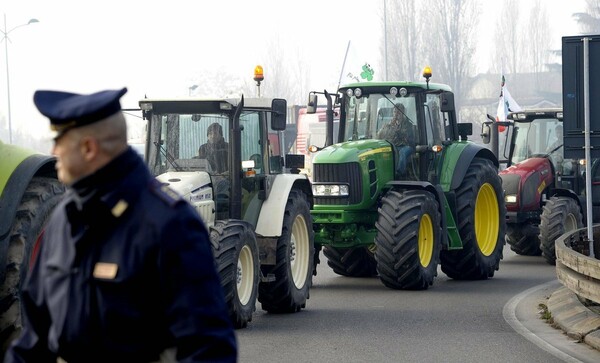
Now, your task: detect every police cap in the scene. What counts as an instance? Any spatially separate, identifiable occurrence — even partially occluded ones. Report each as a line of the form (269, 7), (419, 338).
(34, 87), (127, 138)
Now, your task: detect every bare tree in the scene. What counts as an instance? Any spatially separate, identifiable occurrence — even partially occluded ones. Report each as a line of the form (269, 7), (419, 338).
(422, 0), (480, 111)
(260, 37), (290, 100)
(574, 0), (600, 33)
(489, 0), (525, 74)
(527, 0), (551, 78)
(254, 36), (309, 105)
(381, 0), (422, 81)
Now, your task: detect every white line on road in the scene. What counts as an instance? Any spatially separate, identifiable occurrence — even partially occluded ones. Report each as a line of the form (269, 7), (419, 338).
(503, 280), (582, 363)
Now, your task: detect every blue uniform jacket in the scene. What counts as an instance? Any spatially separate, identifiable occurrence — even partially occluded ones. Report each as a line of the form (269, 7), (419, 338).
(5, 148), (237, 362)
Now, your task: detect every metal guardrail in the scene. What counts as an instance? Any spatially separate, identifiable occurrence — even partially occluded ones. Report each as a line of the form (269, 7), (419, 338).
(555, 226), (600, 305)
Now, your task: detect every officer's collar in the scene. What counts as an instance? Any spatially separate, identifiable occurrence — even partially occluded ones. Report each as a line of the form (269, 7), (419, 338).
(71, 147), (139, 198)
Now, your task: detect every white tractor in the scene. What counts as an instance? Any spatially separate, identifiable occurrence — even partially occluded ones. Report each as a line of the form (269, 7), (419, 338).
(139, 96), (314, 328)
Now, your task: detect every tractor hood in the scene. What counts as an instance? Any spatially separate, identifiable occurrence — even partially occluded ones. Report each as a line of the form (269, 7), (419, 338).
(156, 171), (213, 203)
(500, 157), (553, 211)
(500, 157), (553, 184)
(312, 139), (393, 164)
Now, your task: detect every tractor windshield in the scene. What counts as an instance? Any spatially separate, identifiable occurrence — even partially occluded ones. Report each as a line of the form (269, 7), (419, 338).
(146, 110), (266, 177)
(511, 118), (563, 165)
(343, 93), (418, 142)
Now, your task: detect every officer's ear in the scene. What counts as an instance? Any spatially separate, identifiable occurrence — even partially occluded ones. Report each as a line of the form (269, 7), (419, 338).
(79, 135), (101, 162)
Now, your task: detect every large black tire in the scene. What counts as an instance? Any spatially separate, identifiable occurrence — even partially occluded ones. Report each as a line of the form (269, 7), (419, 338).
(374, 189), (442, 290)
(506, 223), (542, 256)
(323, 246), (377, 277)
(1, 177), (64, 354)
(440, 158), (506, 280)
(210, 220), (259, 329)
(259, 190), (314, 313)
(539, 196), (583, 265)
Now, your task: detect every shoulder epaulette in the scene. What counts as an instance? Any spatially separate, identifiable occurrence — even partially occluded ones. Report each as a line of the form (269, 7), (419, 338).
(150, 179), (183, 207)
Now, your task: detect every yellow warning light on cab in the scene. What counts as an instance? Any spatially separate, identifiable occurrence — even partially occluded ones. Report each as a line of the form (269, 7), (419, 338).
(254, 65), (264, 82)
(422, 66), (432, 80)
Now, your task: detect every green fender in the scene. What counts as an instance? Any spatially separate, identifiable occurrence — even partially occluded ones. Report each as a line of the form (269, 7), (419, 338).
(437, 142), (499, 249)
(439, 142), (499, 193)
(0, 141), (58, 240)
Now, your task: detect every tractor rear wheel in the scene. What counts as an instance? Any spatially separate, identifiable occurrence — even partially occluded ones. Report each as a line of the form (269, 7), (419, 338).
(1, 177), (64, 354)
(323, 246), (377, 277)
(259, 190), (314, 313)
(539, 196), (583, 265)
(506, 223), (542, 256)
(210, 220), (259, 329)
(375, 189), (442, 290)
(441, 158), (506, 280)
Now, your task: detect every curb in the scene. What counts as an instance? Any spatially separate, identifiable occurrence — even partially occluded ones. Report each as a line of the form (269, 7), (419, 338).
(547, 287), (600, 351)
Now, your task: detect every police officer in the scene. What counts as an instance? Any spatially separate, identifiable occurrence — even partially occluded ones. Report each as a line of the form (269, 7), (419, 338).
(5, 88), (237, 362)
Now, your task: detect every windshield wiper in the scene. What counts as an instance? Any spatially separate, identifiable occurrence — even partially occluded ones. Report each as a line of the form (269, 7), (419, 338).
(154, 141), (181, 171)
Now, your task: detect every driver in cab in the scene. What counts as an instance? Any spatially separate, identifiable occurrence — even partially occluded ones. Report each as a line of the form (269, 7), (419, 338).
(198, 122), (229, 173)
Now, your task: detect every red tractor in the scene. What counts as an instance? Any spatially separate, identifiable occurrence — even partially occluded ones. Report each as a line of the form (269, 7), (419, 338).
(483, 108), (599, 264)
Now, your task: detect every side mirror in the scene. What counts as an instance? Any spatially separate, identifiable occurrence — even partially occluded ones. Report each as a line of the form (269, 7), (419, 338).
(457, 123), (472, 141)
(440, 92), (455, 112)
(271, 98), (287, 131)
(307, 93), (318, 114)
(481, 123), (491, 144)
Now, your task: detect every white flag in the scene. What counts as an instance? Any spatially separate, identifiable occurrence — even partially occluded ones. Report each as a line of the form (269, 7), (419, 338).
(496, 75), (522, 122)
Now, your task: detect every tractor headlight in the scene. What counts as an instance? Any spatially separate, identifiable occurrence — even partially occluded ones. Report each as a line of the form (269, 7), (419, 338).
(312, 184), (349, 197)
(505, 194), (517, 203)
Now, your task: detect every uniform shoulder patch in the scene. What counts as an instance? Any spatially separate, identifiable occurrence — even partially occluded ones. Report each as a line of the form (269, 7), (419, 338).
(150, 180), (183, 207)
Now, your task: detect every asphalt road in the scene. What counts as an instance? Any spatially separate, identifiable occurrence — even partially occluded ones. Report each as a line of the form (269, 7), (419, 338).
(236, 245), (600, 363)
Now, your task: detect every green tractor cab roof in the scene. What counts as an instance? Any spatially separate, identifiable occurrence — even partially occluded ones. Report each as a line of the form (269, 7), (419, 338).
(339, 81), (452, 93)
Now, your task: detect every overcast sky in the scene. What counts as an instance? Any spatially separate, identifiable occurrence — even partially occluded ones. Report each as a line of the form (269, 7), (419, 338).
(0, 0), (586, 147)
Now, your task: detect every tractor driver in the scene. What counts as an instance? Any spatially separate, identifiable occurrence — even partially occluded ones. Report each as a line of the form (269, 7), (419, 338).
(547, 124), (563, 154)
(199, 122), (229, 173)
(377, 104), (416, 176)
(547, 124), (568, 174)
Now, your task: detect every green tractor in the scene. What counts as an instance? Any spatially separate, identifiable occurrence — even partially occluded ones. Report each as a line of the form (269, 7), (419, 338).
(0, 141), (65, 353)
(308, 69), (506, 290)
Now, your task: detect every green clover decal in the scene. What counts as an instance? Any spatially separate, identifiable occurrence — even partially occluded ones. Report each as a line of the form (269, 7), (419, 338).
(360, 63), (374, 81)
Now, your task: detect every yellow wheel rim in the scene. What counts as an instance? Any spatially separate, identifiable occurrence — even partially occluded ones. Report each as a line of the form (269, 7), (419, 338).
(418, 213), (434, 267)
(474, 183), (499, 256)
(237, 245), (254, 305)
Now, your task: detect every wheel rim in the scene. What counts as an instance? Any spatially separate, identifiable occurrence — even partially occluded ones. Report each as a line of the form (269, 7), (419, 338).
(565, 212), (579, 232)
(290, 214), (310, 289)
(237, 245), (254, 305)
(474, 183), (499, 256)
(418, 213), (434, 267)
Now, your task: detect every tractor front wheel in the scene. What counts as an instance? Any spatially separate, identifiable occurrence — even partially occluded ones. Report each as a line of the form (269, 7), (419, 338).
(539, 196), (583, 265)
(323, 246), (377, 277)
(259, 190), (314, 313)
(375, 189), (442, 290)
(210, 220), (260, 329)
(506, 223), (541, 256)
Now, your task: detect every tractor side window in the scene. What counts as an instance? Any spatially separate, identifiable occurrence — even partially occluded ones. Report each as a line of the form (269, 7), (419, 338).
(240, 112), (264, 174)
(425, 94), (444, 144)
(266, 112), (283, 174)
(344, 96), (370, 141)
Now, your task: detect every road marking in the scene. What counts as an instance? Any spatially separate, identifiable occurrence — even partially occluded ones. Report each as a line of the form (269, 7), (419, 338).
(503, 280), (582, 363)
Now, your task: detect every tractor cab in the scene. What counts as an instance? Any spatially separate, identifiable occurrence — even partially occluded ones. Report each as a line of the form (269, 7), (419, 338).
(140, 97), (295, 226)
(504, 109), (583, 194)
